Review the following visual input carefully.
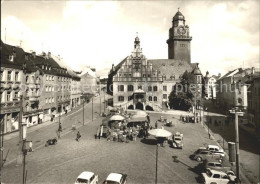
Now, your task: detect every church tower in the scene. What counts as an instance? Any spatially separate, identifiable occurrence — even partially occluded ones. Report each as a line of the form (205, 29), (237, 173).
(167, 9), (192, 63)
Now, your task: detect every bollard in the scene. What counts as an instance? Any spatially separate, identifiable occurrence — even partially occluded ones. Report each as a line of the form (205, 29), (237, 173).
(228, 142), (236, 163)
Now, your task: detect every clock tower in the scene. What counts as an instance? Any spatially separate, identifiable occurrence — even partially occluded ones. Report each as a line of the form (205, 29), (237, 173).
(167, 9), (192, 63)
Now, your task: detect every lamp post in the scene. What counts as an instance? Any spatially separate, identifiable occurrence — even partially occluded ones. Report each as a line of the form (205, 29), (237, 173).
(92, 96), (93, 121)
(229, 106), (244, 183)
(21, 122), (27, 184)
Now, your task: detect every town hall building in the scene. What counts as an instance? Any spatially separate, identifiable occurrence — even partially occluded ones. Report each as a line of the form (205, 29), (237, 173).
(107, 9), (202, 111)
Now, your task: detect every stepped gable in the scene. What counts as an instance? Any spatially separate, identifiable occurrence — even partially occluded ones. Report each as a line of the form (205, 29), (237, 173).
(147, 59), (193, 80)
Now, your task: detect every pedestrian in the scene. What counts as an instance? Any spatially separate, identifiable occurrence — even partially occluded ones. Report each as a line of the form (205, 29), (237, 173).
(76, 131), (81, 142)
(96, 127), (100, 140)
(100, 125), (104, 139)
(155, 121), (158, 129)
(58, 123), (63, 132)
(147, 114), (150, 123)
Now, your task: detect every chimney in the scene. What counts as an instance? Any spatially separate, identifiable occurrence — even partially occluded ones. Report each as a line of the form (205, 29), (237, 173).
(218, 73), (221, 77)
(252, 67), (255, 74)
(32, 51), (36, 58)
(48, 52), (51, 58)
(42, 52), (46, 56)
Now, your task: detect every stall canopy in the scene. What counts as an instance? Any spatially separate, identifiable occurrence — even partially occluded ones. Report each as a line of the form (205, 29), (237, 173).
(109, 115), (125, 121)
(128, 111), (148, 122)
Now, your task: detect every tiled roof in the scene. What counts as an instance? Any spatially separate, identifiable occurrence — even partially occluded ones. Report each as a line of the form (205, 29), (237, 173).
(147, 59), (193, 80)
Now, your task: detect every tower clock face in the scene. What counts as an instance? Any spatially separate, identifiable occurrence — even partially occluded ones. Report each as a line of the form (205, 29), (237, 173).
(177, 26), (186, 35)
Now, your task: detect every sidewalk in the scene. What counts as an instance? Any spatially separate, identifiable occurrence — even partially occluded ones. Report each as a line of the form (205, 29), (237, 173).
(239, 123), (260, 142)
(3, 104), (84, 142)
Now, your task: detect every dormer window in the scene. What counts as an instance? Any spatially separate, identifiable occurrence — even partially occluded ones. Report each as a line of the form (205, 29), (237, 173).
(9, 55), (14, 62)
(42, 65), (44, 69)
(25, 54), (29, 60)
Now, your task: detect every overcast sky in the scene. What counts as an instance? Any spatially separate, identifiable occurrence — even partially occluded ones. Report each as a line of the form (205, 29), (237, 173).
(1, 0), (259, 78)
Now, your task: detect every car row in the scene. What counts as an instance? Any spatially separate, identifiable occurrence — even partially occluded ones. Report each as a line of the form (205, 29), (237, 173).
(75, 171), (127, 184)
(190, 145), (236, 184)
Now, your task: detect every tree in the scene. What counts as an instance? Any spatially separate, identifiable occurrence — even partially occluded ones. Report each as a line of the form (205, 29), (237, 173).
(169, 71), (195, 111)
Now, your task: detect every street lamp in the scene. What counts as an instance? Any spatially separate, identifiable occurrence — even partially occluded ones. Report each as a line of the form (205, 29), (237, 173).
(80, 95), (85, 125)
(21, 122), (27, 184)
(229, 106), (245, 183)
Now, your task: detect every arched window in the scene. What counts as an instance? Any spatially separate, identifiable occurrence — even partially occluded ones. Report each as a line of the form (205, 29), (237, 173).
(153, 86), (158, 91)
(153, 96), (157, 101)
(149, 96), (153, 101)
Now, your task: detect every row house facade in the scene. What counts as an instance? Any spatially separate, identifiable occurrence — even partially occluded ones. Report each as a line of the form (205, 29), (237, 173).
(216, 68), (256, 111)
(1, 41), (81, 134)
(246, 73), (260, 132)
(204, 71), (220, 100)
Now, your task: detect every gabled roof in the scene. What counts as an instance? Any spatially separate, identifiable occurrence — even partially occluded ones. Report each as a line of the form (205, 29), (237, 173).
(148, 59), (193, 79)
(218, 69), (239, 80)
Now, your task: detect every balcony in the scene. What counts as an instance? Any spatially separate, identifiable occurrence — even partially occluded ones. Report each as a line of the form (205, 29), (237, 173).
(23, 109), (42, 116)
(29, 95), (40, 102)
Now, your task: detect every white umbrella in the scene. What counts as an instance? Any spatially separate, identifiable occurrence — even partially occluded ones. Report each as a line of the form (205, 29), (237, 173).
(148, 129), (172, 138)
(109, 115), (125, 121)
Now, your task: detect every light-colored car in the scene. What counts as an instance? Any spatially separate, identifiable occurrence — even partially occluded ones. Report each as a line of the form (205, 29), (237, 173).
(103, 173), (127, 184)
(171, 132), (183, 149)
(207, 145), (224, 152)
(201, 168), (236, 184)
(75, 171), (98, 184)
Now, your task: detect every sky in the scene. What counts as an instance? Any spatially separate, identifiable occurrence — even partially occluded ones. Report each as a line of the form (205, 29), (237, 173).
(1, 0), (259, 78)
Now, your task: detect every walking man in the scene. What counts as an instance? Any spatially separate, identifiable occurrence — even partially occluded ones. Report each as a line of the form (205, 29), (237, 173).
(76, 131), (81, 142)
(155, 121), (158, 129)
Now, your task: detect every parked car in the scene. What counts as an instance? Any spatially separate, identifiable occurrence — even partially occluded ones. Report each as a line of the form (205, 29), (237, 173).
(191, 149), (223, 162)
(103, 173), (127, 184)
(203, 159), (234, 175)
(207, 145), (224, 152)
(201, 168), (236, 184)
(75, 171), (98, 184)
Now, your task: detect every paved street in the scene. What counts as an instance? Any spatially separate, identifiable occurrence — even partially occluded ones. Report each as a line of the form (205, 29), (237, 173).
(1, 96), (259, 184)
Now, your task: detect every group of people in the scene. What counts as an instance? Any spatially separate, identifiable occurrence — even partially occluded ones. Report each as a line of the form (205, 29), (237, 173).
(98, 121), (152, 143)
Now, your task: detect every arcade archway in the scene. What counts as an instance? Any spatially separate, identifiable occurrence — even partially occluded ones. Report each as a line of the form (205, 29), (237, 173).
(136, 102), (144, 110)
(145, 105), (153, 111)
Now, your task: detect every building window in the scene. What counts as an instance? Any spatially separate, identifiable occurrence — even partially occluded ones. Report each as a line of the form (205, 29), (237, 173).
(0, 92), (2, 102)
(128, 96), (133, 101)
(127, 85), (134, 91)
(7, 91), (11, 101)
(52, 97), (54, 102)
(163, 94), (167, 99)
(26, 88), (29, 96)
(153, 96), (157, 101)
(149, 96), (152, 101)
(0, 71), (3, 81)
(26, 76), (29, 83)
(142, 74), (146, 78)
(31, 76), (35, 83)
(15, 72), (19, 81)
(45, 98), (48, 103)
(163, 86), (167, 91)
(49, 98), (51, 104)
(153, 86), (158, 91)
(14, 91), (19, 99)
(7, 71), (11, 81)
(138, 85), (142, 90)
(148, 86), (152, 91)
(118, 85), (124, 92)
(118, 96), (124, 102)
